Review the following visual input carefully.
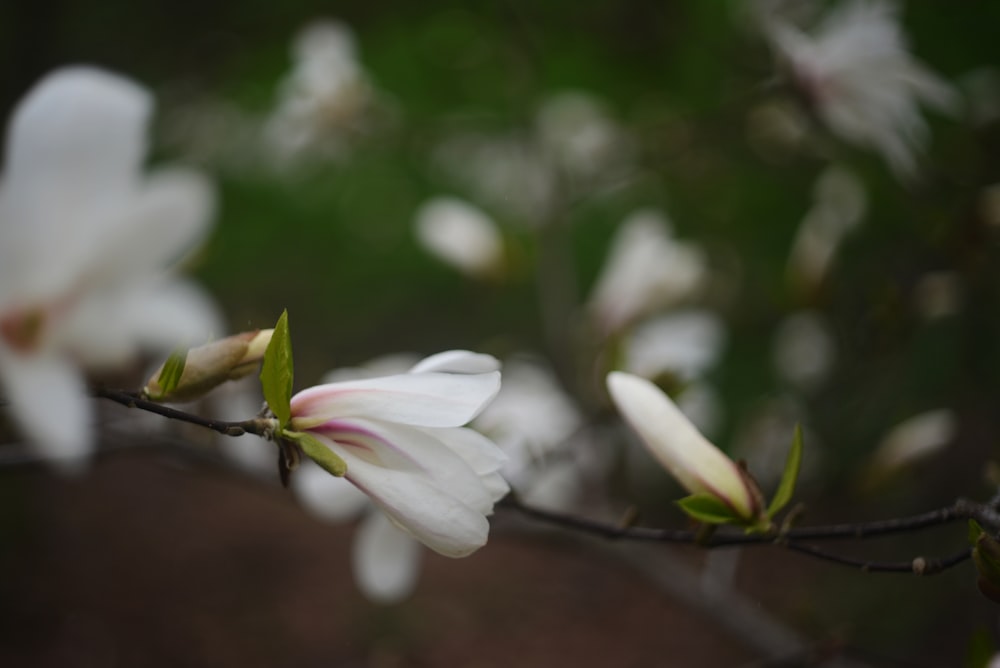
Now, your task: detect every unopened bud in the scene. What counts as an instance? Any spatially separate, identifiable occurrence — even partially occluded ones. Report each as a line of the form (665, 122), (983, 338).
(144, 329), (274, 402)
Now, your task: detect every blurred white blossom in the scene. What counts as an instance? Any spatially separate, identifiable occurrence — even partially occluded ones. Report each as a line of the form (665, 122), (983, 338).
(772, 310), (836, 391)
(788, 165), (866, 287)
(414, 196), (505, 278)
(0, 67), (219, 466)
(866, 409), (956, 483)
(588, 209), (707, 335)
(912, 271), (963, 320)
(763, 0), (959, 179)
(265, 19), (376, 163)
(623, 310), (726, 383)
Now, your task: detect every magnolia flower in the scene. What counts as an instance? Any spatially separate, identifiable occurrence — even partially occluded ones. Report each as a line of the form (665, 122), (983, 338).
(623, 310), (726, 383)
(588, 209), (707, 335)
(787, 165), (867, 287)
(289, 351), (508, 559)
(0, 67), (219, 464)
(265, 19), (375, 162)
(607, 372), (762, 523)
(866, 409), (956, 483)
(763, 0), (959, 178)
(771, 310), (836, 391)
(413, 197), (505, 278)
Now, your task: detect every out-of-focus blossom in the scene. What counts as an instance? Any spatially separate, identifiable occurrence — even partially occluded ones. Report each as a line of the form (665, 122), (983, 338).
(745, 100), (811, 164)
(674, 381), (725, 441)
(960, 68), (1000, 127)
(414, 197), (505, 278)
(0, 67), (219, 465)
(623, 310), (726, 383)
(474, 357), (591, 511)
(588, 209), (707, 336)
(534, 91), (635, 186)
(607, 372), (763, 523)
(912, 271), (962, 320)
(289, 351), (508, 560)
(772, 310), (836, 391)
(763, 0), (959, 179)
(265, 20), (375, 163)
(864, 409), (956, 485)
(788, 165), (866, 287)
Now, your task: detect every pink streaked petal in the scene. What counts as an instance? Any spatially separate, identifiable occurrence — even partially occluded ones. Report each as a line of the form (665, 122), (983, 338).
(316, 418), (495, 515)
(341, 449), (491, 558)
(290, 370), (501, 429)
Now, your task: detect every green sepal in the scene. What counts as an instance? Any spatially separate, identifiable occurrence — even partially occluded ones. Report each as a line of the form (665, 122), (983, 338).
(970, 520), (985, 545)
(154, 348), (188, 399)
(260, 309), (293, 427)
(676, 494), (743, 525)
(767, 423), (803, 520)
(972, 524), (1000, 604)
(285, 430), (348, 477)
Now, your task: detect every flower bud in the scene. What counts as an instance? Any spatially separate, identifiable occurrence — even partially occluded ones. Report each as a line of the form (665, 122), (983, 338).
(144, 329), (273, 402)
(606, 371), (763, 524)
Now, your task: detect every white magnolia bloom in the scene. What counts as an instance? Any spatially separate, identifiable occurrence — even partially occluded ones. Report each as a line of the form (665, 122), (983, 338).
(534, 91), (635, 185)
(414, 197), (505, 278)
(607, 372), (762, 522)
(623, 310), (726, 383)
(474, 357), (587, 511)
(589, 209), (707, 335)
(764, 0), (959, 178)
(868, 408), (956, 478)
(0, 67), (219, 464)
(788, 165), (867, 286)
(772, 310), (836, 390)
(289, 351), (508, 559)
(265, 19), (374, 162)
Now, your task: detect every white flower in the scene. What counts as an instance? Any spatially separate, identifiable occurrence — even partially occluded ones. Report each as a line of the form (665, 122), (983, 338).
(0, 67), (219, 465)
(764, 0), (959, 178)
(771, 310), (836, 390)
(867, 409), (956, 480)
(414, 197), (505, 278)
(623, 310), (726, 383)
(787, 165), (867, 286)
(607, 372), (762, 522)
(265, 19), (374, 162)
(588, 209), (706, 335)
(289, 351), (508, 558)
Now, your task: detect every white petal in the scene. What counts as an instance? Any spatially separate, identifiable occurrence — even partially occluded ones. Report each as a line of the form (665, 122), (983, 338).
(293, 460), (370, 522)
(90, 168), (215, 283)
(57, 279), (222, 369)
(0, 345), (93, 466)
(0, 67), (151, 303)
(290, 370), (501, 429)
(314, 419), (496, 515)
(342, 450), (491, 557)
(409, 350), (501, 375)
(353, 511), (422, 603)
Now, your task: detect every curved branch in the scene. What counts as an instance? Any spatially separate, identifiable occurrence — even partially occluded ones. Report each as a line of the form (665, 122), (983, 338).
(93, 387), (274, 438)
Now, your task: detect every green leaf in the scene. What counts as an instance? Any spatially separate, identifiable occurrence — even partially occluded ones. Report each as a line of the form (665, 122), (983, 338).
(676, 494), (742, 525)
(286, 430), (348, 477)
(767, 423), (803, 519)
(971, 520), (985, 545)
(155, 348), (188, 398)
(260, 309), (293, 427)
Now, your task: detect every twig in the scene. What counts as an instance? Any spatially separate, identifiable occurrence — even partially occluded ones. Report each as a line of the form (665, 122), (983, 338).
(92, 388), (274, 438)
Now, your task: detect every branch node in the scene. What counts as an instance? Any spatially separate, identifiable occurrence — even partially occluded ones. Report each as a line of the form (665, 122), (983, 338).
(912, 556), (928, 575)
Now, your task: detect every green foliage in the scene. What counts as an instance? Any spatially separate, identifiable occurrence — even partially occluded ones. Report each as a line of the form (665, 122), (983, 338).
(260, 309), (293, 427)
(767, 424), (803, 520)
(154, 348), (188, 399)
(676, 494), (743, 526)
(286, 431), (348, 478)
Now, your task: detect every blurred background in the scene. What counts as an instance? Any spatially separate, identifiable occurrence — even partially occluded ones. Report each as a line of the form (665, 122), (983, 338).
(2, 0), (1000, 665)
